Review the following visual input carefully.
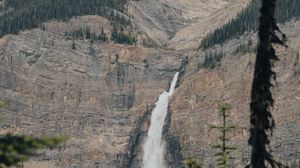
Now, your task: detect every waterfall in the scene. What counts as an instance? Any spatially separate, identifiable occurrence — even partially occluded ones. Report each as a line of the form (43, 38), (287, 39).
(142, 72), (179, 168)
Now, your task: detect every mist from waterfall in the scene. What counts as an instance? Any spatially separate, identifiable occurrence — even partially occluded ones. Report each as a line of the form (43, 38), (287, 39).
(142, 72), (179, 168)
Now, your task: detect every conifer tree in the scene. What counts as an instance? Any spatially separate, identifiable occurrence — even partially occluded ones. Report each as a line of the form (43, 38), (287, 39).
(211, 103), (236, 168)
(72, 39), (76, 50)
(248, 0), (287, 167)
(85, 26), (91, 39)
(99, 27), (108, 42)
(101, 27), (105, 37)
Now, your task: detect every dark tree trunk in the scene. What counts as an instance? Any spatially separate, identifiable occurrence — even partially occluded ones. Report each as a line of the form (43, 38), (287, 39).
(248, 0), (286, 167)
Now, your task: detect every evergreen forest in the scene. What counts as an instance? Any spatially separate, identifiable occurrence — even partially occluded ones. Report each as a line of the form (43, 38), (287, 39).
(0, 0), (128, 37)
(200, 0), (300, 49)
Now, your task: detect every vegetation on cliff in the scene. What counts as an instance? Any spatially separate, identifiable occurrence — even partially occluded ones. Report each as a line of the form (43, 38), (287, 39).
(0, 135), (66, 167)
(199, 0), (298, 167)
(0, 0), (129, 37)
(65, 24), (137, 45)
(200, 0), (300, 49)
(201, 50), (224, 69)
(184, 158), (202, 168)
(111, 24), (137, 45)
(65, 26), (109, 43)
(0, 101), (66, 167)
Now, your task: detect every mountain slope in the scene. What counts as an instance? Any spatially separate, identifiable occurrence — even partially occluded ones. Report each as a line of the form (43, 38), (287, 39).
(169, 20), (300, 167)
(0, 0), (299, 167)
(168, 0), (250, 50)
(0, 15), (184, 168)
(128, 0), (241, 47)
(201, 0), (300, 49)
(0, 0), (128, 37)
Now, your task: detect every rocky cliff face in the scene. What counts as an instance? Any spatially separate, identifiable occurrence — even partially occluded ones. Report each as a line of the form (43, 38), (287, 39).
(0, 15), (185, 167)
(0, 0), (299, 167)
(168, 21), (300, 167)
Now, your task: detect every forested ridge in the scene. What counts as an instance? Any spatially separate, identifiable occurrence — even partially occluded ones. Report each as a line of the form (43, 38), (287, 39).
(201, 0), (300, 49)
(0, 0), (128, 37)
(65, 24), (137, 45)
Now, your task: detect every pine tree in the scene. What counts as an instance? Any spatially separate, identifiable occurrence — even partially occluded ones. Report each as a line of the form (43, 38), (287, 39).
(211, 103), (236, 168)
(72, 39), (76, 50)
(248, 0), (287, 167)
(85, 26), (91, 39)
(100, 27), (108, 42)
(111, 24), (118, 41)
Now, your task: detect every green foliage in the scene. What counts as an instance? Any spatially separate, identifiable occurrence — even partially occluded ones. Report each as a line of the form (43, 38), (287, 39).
(66, 24), (136, 45)
(111, 24), (137, 45)
(201, 50), (224, 69)
(66, 28), (84, 40)
(218, 103), (231, 115)
(184, 158), (202, 168)
(0, 135), (66, 168)
(85, 26), (91, 39)
(234, 38), (257, 55)
(211, 103), (236, 168)
(0, 100), (66, 167)
(0, 0), (129, 37)
(0, 101), (8, 122)
(0, 101), (8, 109)
(66, 26), (109, 46)
(96, 27), (109, 42)
(200, 0), (300, 49)
(142, 38), (159, 48)
(287, 159), (300, 168)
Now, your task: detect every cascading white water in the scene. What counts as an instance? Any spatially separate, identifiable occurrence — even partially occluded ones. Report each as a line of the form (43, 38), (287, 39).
(142, 72), (179, 168)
